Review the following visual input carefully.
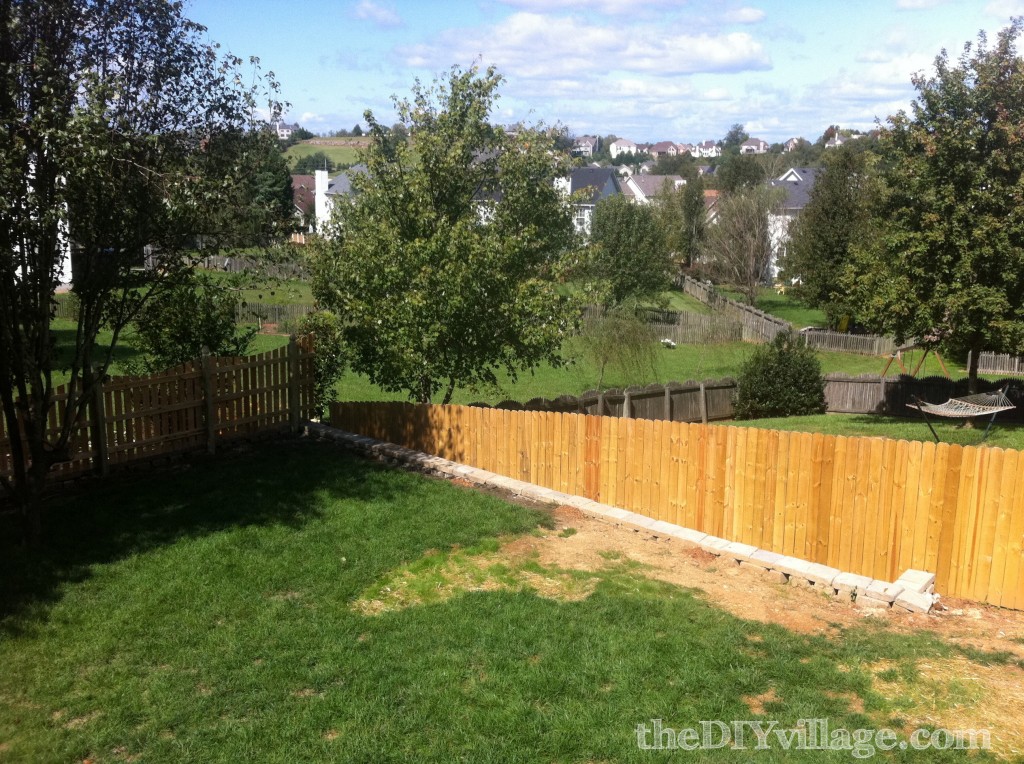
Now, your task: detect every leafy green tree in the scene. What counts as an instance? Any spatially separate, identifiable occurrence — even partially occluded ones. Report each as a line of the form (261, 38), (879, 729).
(351, 124), (363, 137)
(701, 185), (783, 305)
(722, 123), (749, 153)
(783, 146), (878, 327)
(847, 20), (1024, 392)
(656, 176), (706, 269)
(292, 151), (336, 174)
(0, 0), (281, 541)
(587, 194), (670, 306)
(130, 276), (256, 372)
(298, 310), (347, 418)
(734, 332), (825, 419)
(716, 153), (767, 192)
(311, 65), (579, 404)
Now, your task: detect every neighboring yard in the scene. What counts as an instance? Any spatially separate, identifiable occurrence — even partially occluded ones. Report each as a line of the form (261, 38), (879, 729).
(1, 438), (1021, 761)
(720, 286), (830, 329)
(284, 140), (366, 170)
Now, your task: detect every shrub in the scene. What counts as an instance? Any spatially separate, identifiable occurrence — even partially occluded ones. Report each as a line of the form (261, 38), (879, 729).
(734, 332), (825, 419)
(298, 310), (347, 418)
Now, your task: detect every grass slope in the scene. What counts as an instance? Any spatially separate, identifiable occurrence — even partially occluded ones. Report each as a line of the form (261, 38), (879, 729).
(0, 440), (1007, 761)
(284, 141), (363, 171)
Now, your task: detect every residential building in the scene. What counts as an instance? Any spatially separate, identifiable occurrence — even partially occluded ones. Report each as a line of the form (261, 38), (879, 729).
(783, 137), (804, 153)
(555, 166), (621, 235)
(649, 141), (678, 159)
(767, 167), (821, 278)
(621, 174), (684, 205)
(572, 135), (600, 157)
(696, 140), (722, 158)
(314, 164), (368, 233)
(290, 174), (316, 242)
(274, 120), (301, 141)
(740, 137), (769, 155)
(609, 138), (637, 159)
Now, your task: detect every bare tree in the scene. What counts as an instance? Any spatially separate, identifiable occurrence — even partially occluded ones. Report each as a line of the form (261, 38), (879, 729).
(700, 186), (783, 305)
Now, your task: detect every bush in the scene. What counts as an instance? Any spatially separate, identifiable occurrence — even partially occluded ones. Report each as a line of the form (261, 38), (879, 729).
(734, 332), (825, 419)
(298, 310), (347, 419)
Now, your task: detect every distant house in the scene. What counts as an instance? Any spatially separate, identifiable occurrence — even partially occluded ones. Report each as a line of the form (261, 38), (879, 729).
(767, 167), (821, 278)
(621, 174), (684, 205)
(572, 135), (600, 157)
(609, 138), (637, 159)
(290, 174), (316, 242)
(740, 137), (769, 155)
(783, 137), (804, 153)
(314, 164), (368, 233)
(824, 134), (849, 149)
(703, 189), (721, 224)
(274, 120), (301, 141)
(676, 143), (695, 157)
(648, 141), (678, 159)
(696, 140), (722, 158)
(697, 164), (716, 177)
(555, 166), (621, 235)
(637, 159), (656, 174)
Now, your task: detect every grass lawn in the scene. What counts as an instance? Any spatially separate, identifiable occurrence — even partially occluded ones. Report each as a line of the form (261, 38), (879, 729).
(0, 438), (1011, 761)
(284, 141), (363, 171)
(720, 286), (829, 329)
(718, 413), (1024, 451)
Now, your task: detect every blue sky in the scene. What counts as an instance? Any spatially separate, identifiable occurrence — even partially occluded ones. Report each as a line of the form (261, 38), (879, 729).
(187, 0), (1024, 144)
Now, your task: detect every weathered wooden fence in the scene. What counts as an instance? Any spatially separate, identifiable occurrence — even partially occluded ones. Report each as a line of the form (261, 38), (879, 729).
(580, 305), (743, 345)
(0, 338), (314, 482)
(330, 402), (1024, 609)
(475, 379), (737, 423)
(236, 302), (316, 329)
(474, 374), (1024, 425)
(678, 275), (789, 343)
(973, 351), (1024, 377)
(802, 330), (895, 356)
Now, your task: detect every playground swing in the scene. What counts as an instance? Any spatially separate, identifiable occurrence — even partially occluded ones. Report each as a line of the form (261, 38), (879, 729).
(907, 386), (1016, 443)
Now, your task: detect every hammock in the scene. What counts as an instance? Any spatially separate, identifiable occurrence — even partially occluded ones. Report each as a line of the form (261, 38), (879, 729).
(908, 387), (1015, 442)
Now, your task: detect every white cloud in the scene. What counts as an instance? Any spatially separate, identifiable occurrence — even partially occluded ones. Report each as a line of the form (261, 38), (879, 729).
(895, 0), (946, 8)
(498, 0), (680, 15)
(725, 7), (766, 24)
(400, 13), (771, 78)
(985, 0), (1024, 15)
(352, 0), (402, 28)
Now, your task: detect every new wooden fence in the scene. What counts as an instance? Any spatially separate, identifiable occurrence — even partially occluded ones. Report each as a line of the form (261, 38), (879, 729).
(330, 402), (1024, 609)
(0, 337), (315, 482)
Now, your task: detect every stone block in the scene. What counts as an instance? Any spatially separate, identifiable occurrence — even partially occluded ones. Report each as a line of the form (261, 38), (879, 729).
(894, 590), (935, 614)
(855, 594), (891, 611)
(863, 580), (904, 603)
(722, 541), (759, 563)
(774, 556), (813, 579)
(833, 572), (872, 594)
(651, 520), (680, 536)
(698, 536), (731, 555)
(804, 563), (841, 587)
(749, 549), (784, 569)
(896, 569), (936, 595)
(765, 569), (789, 585)
(670, 527), (708, 546)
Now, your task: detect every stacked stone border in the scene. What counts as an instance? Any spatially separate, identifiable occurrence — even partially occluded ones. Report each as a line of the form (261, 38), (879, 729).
(308, 423), (939, 614)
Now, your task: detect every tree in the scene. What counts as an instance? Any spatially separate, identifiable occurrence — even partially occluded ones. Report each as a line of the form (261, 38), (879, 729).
(292, 151), (337, 175)
(586, 194), (670, 306)
(576, 307), (659, 390)
(847, 20), (1024, 392)
(783, 146), (878, 327)
(0, 0), (282, 542)
(310, 65), (579, 404)
(700, 185), (783, 304)
(722, 123), (749, 153)
(656, 175), (706, 269)
(297, 310), (347, 418)
(129, 276), (256, 372)
(716, 153), (767, 193)
(351, 124), (363, 137)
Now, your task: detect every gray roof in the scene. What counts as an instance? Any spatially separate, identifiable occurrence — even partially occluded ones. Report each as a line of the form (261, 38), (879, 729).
(769, 167), (821, 211)
(568, 166), (620, 203)
(626, 174), (683, 199)
(326, 164), (368, 196)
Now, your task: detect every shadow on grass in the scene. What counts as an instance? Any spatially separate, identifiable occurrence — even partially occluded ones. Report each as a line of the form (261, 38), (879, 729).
(50, 322), (145, 377)
(0, 436), (403, 633)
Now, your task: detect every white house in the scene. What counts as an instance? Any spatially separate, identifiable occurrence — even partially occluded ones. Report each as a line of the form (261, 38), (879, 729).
(572, 135), (600, 157)
(696, 140), (721, 158)
(766, 167), (821, 279)
(314, 165), (368, 234)
(555, 166), (621, 235)
(609, 138), (637, 159)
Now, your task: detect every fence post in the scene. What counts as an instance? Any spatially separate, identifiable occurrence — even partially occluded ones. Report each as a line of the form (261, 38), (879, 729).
(288, 335), (300, 433)
(623, 390), (632, 419)
(663, 385), (672, 421)
(90, 366), (109, 476)
(597, 391), (605, 416)
(201, 348), (217, 455)
(699, 382), (708, 424)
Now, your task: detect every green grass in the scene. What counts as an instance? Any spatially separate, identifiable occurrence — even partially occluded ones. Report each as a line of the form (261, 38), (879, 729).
(720, 286), (829, 328)
(717, 413), (1024, 450)
(284, 140), (364, 171)
(0, 439), (1005, 761)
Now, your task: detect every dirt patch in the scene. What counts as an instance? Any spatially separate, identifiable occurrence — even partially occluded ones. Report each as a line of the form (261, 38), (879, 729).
(865, 656), (1024, 757)
(63, 710), (101, 730)
(743, 688), (780, 715)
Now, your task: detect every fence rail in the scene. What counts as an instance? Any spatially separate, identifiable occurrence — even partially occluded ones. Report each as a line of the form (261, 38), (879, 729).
(802, 330), (895, 356)
(0, 338), (314, 483)
(678, 275), (789, 343)
(330, 402), (1024, 610)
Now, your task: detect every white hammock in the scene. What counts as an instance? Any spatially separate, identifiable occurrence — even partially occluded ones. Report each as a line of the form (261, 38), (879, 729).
(908, 389), (1016, 419)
